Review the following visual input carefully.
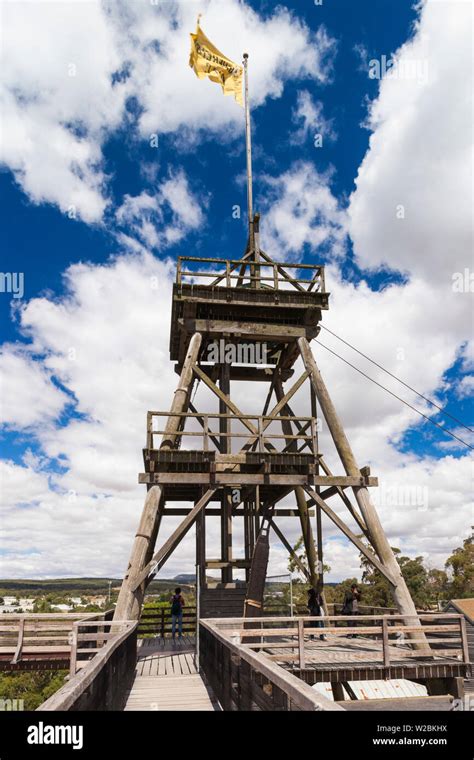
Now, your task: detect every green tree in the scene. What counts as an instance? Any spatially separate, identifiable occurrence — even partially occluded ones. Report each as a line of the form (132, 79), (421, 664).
(427, 568), (449, 604)
(445, 532), (474, 598)
(397, 555), (431, 610)
(359, 549), (398, 607)
(287, 535), (331, 579)
(0, 671), (67, 710)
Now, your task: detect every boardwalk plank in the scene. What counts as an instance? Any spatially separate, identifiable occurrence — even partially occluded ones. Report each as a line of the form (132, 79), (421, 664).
(123, 638), (217, 711)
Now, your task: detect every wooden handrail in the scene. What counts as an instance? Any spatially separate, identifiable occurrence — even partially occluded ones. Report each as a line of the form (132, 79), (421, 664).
(175, 256), (326, 294)
(209, 613), (469, 669)
(11, 618), (25, 665)
(199, 619), (343, 712)
(148, 411), (318, 455)
(69, 620), (136, 676)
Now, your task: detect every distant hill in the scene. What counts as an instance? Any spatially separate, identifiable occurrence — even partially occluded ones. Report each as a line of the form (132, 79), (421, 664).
(0, 577), (186, 594)
(0, 577), (340, 594)
(173, 574), (196, 583)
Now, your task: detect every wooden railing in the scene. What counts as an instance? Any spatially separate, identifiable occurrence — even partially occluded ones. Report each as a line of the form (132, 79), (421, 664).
(0, 612), (111, 667)
(138, 606), (197, 638)
(199, 619), (343, 711)
(262, 603), (398, 618)
(69, 620), (136, 675)
(206, 614), (470, 671)
(147, 411), (318, 454)
(39, 622), (138, 711)
(176, 256), (325, 294)
(331, 603), (398, 616)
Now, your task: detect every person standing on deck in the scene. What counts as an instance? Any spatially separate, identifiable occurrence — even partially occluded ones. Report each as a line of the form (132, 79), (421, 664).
(171, 587), (185, 640)
(307, 584), (326, 641)
(342, 583), (361, 638)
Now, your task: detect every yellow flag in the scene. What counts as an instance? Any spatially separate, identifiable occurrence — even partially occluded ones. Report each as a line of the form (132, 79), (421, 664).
(189, 21), (243, 107)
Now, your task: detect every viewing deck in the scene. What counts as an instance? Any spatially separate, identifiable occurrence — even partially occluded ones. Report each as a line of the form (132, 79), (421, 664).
(1, 609), (470, 711)
(140, 410), (377, 502)
(169, 256), (329, 369)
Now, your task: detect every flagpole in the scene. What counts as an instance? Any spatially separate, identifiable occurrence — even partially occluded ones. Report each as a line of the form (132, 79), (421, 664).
(243, 53), (254, 247)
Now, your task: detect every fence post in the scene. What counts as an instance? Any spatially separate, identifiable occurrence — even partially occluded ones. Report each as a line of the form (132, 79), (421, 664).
(69, 623), (78, 677)
(239, 658), (252, 710)
(382, 617), (390, 667)
(257, 417), (263, 453)
(459, 615), (469, 665)
(161, 608), (165, 639)
(11, 618), (25, 665)
(298, 618), (306, 669)
(220, 642), (232, 711)
(196, 565), (200, 673)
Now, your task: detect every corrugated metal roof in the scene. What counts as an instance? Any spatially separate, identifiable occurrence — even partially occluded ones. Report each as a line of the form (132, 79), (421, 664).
(313, 679), (427, 702)
(445, 598), (474, 624)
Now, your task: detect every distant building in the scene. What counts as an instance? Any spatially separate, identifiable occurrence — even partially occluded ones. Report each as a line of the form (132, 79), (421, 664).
(88, 595), (106, 607)
(20, 598), (34, 610)
(0, 596), (34, 612)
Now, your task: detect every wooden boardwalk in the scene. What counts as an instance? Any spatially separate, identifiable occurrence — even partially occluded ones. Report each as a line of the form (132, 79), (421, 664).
(265, 632), (461, 668)
(258, 631), (468, 686)
(123, 636), (220, 711)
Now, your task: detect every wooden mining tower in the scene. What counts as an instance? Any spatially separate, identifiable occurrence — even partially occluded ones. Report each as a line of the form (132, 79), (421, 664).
(114, 216), (424, 637)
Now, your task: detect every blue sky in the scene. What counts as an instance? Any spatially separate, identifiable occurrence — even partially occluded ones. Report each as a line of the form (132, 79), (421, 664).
(0, 0), (472, 579)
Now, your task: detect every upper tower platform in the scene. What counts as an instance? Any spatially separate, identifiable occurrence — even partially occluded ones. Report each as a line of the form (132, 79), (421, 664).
(169, 225), (329, 376)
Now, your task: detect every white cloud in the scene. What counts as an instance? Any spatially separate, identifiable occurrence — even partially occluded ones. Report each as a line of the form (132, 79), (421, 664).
(455, 374), (474, 399)
(260, 162), (348, 259)
(0, 0), (129, 222)
(0, 350), (68, 428)
(0, 460), (51, 509)
(115, 170), (204, 250)
(291, 89), (336, 145)
(348, 0), (473, 283)
(0, 0), (336, 221)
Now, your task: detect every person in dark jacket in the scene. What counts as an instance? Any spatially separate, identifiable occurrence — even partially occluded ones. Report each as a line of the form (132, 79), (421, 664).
(170, 587), (185, 640)
(342, 583), (360, 638)
(307, 584), (326, 641)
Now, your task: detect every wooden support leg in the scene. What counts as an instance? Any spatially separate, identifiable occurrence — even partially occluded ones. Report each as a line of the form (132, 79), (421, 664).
(196, 504), (206, 590)
(295, 488), (319, 589)
(298, 337), (430, 652)
(274, 377), (318, 589)
(144, 488), (165, 573)
(331, 682), (345, 701)
(219, 361), (232, 583)
(114, 333), (202, 622)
